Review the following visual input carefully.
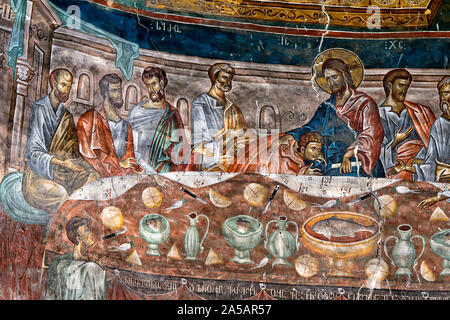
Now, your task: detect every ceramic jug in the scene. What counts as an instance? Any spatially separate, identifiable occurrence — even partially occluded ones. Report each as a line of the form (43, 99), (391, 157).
(384, 224), (426, 276)
(184, 212), (209, 260)
(264, 216), (300, 266)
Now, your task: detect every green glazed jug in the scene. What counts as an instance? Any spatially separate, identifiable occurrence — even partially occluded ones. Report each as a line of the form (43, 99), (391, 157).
(384, 224), (425, 276)
(184, 212), (209, 260)
(264, 216), (300, 267)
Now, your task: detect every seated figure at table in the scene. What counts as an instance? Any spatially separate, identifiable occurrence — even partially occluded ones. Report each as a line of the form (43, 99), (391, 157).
(388, 76), (450, 183)
(128, 66), (196, 181)
(293, 132), (326, 176)
(378, 69), (436, 180)
(277, 50), (385, 178)
(22, 68), (99, 216)
(232, 131), (326, 175)
(190, 63), (248, 171)
(77, 73), (142, 178)
(46, 216), (106, 300)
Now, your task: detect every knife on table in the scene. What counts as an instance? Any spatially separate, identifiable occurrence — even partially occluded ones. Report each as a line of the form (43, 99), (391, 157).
(262, 185), (280, 214)
(180, 187), (208, 204)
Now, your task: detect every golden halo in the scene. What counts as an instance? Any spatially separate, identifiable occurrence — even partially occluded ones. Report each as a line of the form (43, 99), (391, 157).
(312, 48), (364, 94)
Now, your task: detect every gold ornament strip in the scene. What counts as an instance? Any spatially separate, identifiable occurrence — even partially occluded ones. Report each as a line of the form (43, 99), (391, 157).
(143, 0), (441, 28)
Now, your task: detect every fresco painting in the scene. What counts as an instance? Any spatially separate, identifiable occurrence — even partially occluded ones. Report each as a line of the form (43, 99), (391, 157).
(0, 0), (449, 301)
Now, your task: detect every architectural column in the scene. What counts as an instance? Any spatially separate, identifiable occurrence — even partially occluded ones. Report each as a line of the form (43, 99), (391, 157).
(8, 0), (33, 171)
(9, 58), (34, 170)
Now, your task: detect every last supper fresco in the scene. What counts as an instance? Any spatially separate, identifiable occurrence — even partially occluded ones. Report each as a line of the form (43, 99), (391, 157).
(0, 0), (449, 302)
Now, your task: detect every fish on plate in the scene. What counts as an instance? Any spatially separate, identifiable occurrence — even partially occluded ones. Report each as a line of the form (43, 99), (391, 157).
(311, 216), (378, 239)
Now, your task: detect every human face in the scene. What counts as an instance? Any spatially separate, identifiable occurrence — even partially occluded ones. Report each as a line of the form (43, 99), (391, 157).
(107, 83), (124, 109)
(324, 68), (346, 96)
(144, 76), (165, 102)
(301, 142), (322, 161)
(54, 71), (73, 103)
(77, 224), (95, 247)
(214, 71), (233, 93)
(390, 78), (410, 102)
(439, 83), (450, 117)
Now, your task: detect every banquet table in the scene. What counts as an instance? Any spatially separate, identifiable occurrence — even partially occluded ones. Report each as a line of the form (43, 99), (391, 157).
(44, 173), (450, 300)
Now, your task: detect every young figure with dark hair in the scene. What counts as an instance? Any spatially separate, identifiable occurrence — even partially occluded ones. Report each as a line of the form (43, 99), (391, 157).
(46, 216), (106, 300)
(77, 73), (142, 178)
(22, 68), (99, 219)
(379, 68), (436, 180)
(128, 66), (195, 181)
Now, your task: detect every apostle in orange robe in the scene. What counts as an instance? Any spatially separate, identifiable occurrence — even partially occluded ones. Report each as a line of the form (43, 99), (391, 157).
(77, 74), (142, 178)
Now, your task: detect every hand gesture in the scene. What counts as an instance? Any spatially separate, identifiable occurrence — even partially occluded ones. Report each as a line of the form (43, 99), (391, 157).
(154, 175), (173, 189)
(418, 196), (439, 210)
(304, 163), (322, 176)
(119, 157), (138, 169)
(271, 134), (295, 152)
(61, 159), (84, 172)
(386, 159), (406, 176)
(193, 143), (214, 158)
(339, 156), (352, 174)
(316, 153), (328, 167)
(392, 127), (413, 149)
(86, 173), (98, 185)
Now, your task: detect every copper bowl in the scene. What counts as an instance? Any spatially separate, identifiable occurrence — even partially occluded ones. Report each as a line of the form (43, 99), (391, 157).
(301, 211), (381, 277)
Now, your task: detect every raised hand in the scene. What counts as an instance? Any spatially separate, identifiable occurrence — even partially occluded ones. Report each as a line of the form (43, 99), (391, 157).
(392, 126), (413, 149)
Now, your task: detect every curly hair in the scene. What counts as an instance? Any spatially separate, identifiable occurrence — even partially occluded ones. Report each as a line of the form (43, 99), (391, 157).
(298, 132), (323, 150)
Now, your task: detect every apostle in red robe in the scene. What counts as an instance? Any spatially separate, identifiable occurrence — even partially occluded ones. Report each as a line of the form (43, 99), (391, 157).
(77, 73), (142, 178)
(379, 69), (436, 181)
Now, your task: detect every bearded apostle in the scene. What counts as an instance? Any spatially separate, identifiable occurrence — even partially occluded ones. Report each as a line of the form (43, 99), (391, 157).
(279, 56), (385, 177)
(389, 76), (450, 183)
(379, 69), (436, 180)
(22, 68), (99, 216)
(190, 63), (248, 171)
(128, 66), (195, 178)
(77, 73), (142, 178)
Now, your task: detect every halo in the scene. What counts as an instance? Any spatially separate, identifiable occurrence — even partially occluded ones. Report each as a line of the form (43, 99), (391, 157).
(312, 48), (364, 94)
